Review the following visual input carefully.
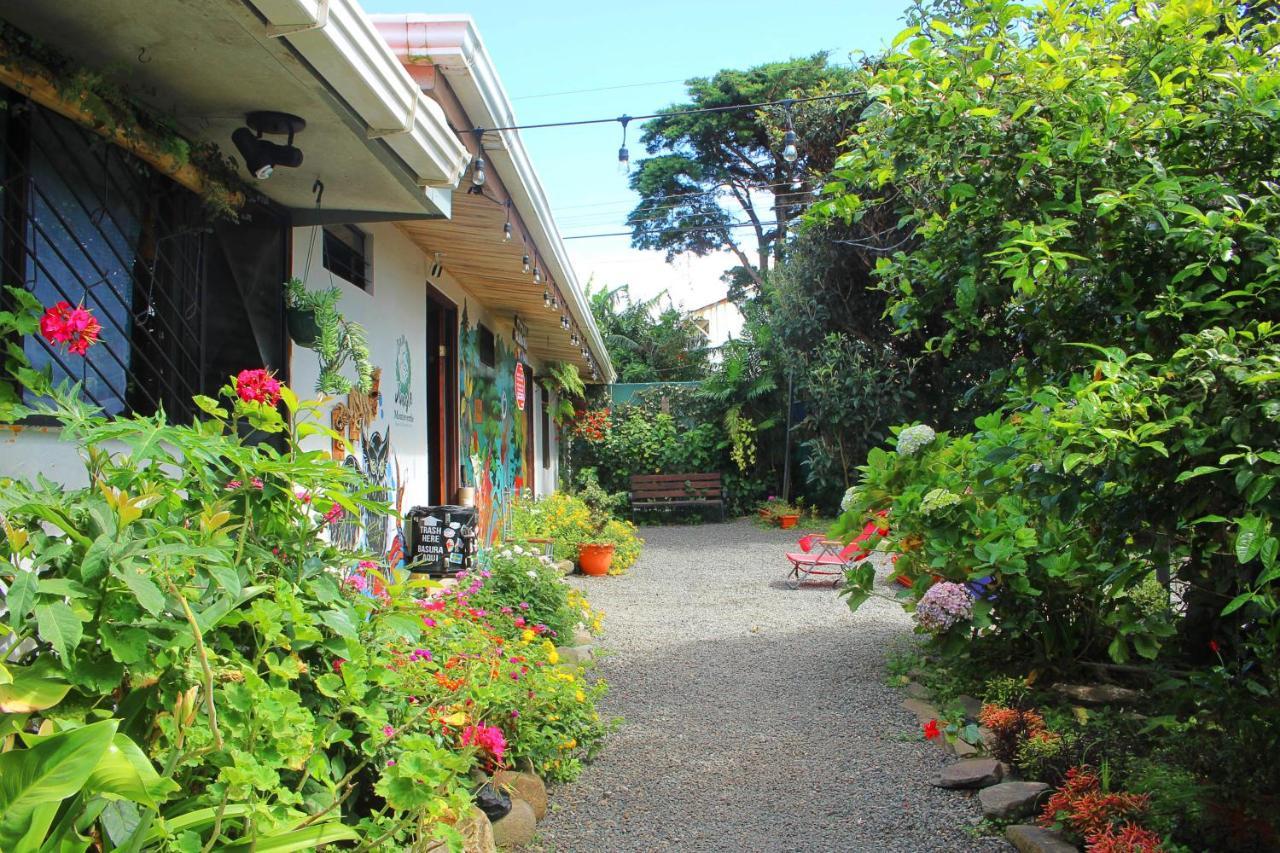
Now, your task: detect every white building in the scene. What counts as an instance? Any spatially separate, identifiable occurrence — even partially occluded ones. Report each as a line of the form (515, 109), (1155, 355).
(0, 3), (613, 562)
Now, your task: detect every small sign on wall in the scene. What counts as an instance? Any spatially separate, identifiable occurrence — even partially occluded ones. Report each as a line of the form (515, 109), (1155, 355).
(514, 362), (526, 411)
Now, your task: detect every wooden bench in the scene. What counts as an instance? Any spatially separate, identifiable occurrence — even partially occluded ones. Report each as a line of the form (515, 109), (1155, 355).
(629, 473), (725, 522)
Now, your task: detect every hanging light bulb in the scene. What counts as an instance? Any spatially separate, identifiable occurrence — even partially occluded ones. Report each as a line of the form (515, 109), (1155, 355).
(533, 263), (543, 284)
(470, 127), (487, 187)
(503, 201), (513, 241)
(543, 288), (552, 308)
(550, 292), (559, 310)
(580, 347), (589, 359)
(522, 252), (531, 274)
(561, 314), (570, 330)
(570, 331), (580, 346)
(780, 99), (799, 164)
(617, 115), (632, 174)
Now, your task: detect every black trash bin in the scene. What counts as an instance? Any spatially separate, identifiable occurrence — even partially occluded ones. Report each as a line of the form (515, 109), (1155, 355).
(405, 505), (478, 577)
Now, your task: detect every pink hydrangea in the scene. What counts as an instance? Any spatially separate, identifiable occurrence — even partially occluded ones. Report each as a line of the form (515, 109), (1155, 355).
(914, 581), (974, 632)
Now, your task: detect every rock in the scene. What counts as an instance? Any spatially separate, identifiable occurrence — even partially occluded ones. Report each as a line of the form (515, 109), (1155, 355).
(554, 559), (575, 576)
(473, 782), (511, 822)
(556, 645), (594, 666)
(934, 758), (1004, 789)
(979, 781), (1051, 820)
(1005, 824), (1078, 853)
(950, 738), (980, 758)
(977, 725), (998, 753)
(957, 694), (984, 720)
(902, 697), (940, 725)
(571, 626), (593, 646)
(491, 797), (536, 848)
(424, 808), (494, 853)
(904, 681), (932, 700)
(1051, 683), (1144, 706)
(492, 770), (547, 821)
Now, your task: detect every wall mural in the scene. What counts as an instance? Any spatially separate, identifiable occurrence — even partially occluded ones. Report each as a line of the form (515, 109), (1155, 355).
(328, 367), (409, 581)
(459, 303), (528, 547)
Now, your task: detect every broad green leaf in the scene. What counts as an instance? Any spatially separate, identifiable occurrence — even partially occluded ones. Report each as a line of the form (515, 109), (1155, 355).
(0, 720), (118, 851)
(83, 733), (178, 808)
(109, 564), (166, 616)
(1221, 593), (1256, 616)
(0, 667), (71, 713)
(222, 821), (359, 851)
(34, 603), (83, 662)
(1235, 515), (1264, 563)
(7, 571), (37, 631)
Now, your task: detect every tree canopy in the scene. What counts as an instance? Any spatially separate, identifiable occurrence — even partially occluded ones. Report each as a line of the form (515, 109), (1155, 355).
(627, 55), (858, 286)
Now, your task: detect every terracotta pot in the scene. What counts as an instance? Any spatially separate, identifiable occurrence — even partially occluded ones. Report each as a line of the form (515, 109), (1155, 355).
(286, 307), (320, 348)
(578, 543), (615, 576)
(778, 514), (800, 529)
(758, 508), (772, 519)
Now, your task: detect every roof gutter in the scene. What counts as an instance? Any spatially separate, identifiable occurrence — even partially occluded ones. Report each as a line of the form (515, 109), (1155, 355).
(372, 14), (616, 383)
(242, 0), (470, 214)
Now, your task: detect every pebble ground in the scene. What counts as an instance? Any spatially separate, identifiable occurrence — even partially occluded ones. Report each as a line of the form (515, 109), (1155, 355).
(528, 520), (1011, 852)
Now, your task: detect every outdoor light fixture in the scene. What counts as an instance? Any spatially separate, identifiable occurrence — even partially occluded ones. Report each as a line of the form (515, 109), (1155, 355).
(543, 288), (552, 308)
(503, 201), (513, 241)
(570, 331), (580, 346)
(617, 115), (632, 173)
(231, 111), (305, 180)
(470, 127), (487, 188)
(550, 292), (559, 310)
(561, 315), (570, 330)
(522, 251), (531, 274)
(533, 263), (543, 284)
(780, 99), (799, 164)
(430, 253), (444, 278)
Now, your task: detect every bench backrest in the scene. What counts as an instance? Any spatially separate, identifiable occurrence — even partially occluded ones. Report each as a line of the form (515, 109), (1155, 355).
(630, 472), (722, 500)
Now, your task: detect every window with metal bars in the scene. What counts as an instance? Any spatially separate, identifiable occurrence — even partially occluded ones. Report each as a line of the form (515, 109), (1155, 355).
(0, 92), (288, 422)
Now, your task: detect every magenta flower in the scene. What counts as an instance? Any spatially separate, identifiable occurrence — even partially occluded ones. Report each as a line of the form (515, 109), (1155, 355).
(323, 504), (343, 524)
(382, 725), (395, 738)
(235, 368), (282, 406)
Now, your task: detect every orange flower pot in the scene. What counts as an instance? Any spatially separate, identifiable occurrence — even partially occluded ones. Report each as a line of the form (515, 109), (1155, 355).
(778, 514), (800, 529)
(578, 543), (615, 576)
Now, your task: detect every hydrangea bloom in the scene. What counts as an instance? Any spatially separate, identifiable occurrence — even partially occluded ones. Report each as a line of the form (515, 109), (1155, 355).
(920, 487), (962, 515)
(235, 368), (282, 406)
(914, 581), (973, 632)
(896, 424), (937, 456)
(840, 486), (860, 513)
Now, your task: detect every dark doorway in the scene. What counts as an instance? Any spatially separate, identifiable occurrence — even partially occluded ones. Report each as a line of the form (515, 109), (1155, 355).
(426, 284), (458, 505)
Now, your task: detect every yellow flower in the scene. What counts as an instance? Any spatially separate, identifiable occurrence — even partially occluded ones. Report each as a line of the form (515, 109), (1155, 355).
(574, 689), (586, 703)
(559, 738), (577, 750)
(521, 629), (535, 643)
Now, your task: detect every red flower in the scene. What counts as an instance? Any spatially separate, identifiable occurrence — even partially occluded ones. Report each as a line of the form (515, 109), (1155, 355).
(923, 719), (941, 740)
(235, 368), (282, 406)
(1208, 639), (1221, 654)
(323, 504), (343, 524)
(40, 301), (101, 355)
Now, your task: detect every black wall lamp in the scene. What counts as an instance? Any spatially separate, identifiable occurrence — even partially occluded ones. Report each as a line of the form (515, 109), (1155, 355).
(232, 111), (305, 180)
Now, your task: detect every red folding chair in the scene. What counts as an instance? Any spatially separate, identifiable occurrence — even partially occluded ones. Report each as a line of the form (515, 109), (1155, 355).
(782, 519), (884, 589)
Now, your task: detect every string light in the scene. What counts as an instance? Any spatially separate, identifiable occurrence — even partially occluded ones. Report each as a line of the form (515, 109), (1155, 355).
(542, 288), (552, 308)
(522, 247), (531, 274)
(503, 201), (513, 241)
(780, 98), (799, 164)
(617, 115), (631, 173)
(462, 91), (851, 173)
(469, 127), (486, 188)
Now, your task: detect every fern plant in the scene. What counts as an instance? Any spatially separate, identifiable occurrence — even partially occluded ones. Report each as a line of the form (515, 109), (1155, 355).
(284, 278), (373, 396)
(539, 361), (586, 424)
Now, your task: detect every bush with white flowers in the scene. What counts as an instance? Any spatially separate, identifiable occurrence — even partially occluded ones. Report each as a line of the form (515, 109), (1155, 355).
(896, 423), (937, 456)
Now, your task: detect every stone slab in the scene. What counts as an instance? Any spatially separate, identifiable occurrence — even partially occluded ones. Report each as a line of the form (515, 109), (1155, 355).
(979, 781), (1051, 820)
(1006, 824), (1078, 853)
(934, 758), (1003, 789)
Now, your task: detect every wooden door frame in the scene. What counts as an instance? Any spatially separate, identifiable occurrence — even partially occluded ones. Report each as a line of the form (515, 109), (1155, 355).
(426, 283), (458, 505)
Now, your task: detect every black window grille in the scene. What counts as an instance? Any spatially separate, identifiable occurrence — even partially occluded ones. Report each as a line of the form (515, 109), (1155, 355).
(0, 92), (288, 423)
(478, 323), (496, 368)
(322, 224), (370, 291)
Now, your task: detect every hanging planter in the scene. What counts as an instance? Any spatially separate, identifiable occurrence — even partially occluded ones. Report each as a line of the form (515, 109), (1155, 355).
(286, 306), (321, 348)
(283, 278), (374, 395)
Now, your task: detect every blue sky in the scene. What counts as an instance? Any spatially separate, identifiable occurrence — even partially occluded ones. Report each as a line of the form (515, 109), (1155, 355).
(366, 0), (912, 306)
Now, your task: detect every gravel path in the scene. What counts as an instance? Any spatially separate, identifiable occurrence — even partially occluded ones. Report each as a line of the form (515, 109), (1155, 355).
(529, 520), (1011, 852)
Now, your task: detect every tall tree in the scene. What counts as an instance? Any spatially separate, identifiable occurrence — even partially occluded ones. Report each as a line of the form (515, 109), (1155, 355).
(587, 283), (709, 383)
(627, 55), (857, 287)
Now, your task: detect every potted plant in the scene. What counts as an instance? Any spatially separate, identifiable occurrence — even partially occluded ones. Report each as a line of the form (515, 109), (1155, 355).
(574, 472), (623, 577)
(284, 278), (375, 395)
